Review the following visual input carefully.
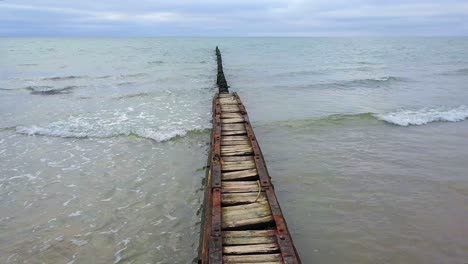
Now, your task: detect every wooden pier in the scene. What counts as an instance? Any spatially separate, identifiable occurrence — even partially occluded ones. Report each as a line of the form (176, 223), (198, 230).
(198, 47), (301, 264)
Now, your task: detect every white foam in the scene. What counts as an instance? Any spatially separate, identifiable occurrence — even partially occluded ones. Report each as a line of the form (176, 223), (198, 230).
(70, 239), (88, 246)
(15, 109), (209, 142)
(68, 210), (82, 217)
(375, 106), (468, 126)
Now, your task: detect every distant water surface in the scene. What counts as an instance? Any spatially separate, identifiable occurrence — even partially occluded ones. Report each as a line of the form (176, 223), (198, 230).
(0, 38), (467, 263)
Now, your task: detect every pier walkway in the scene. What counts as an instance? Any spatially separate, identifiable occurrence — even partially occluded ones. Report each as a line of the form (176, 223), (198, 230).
(198, 48), (301, 264)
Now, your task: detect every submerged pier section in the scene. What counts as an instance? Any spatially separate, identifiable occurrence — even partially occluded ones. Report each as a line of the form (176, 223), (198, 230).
(199, 48), (301, 263)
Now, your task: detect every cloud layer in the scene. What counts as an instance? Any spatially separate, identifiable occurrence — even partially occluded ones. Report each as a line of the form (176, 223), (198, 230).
(1, 0), (467, 36)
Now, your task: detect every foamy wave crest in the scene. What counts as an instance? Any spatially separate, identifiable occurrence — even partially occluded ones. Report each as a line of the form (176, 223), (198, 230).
(16, 124), (208, 142)
(375, 106), (468, 126)
(15, 109), (210, 142)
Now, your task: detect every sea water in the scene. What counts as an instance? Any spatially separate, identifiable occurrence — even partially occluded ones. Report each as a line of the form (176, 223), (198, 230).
(1, 38), (467, 263)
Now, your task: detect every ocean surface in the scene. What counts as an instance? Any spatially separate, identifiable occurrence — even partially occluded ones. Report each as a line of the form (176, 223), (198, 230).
(1, 38), (467, 264)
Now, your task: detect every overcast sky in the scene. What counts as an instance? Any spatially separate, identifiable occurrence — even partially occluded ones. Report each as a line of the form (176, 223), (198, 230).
(1, 0), (467, 36)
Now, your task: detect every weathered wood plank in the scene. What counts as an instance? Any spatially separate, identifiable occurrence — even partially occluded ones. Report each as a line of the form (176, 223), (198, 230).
(221, 145), (252, 152)
(223, 243), (279, 254)
(221, 113), (243, 119)
(222, 130), (247, 136)
(222, 136), (249, 141)
(222, 202), (273, 227)
(222, 124), (246, 131)
(219, 99), (238, 105)
(223, 201), (270, 215)
(222, 215), (274, 228)
(221, 109), (241, 113)
(222, 181), (259, 192)
(221, 140), (250, 146)
(221, 150), (253, 156)
(221, 147), (253, 156)
(221, 104), (240, 108)
(222, 192), (266, 205)
(222, 169), (258, 180)
(221, 106), (241, 111)
(222, 161), (256, 171)
(223, 254), (282, 263)
(218, 94), (234, 98)
(221, 118), (245, 124)
(222, 156), (254, 162)
(223, 235), (275, 245)
(223, 230), (276, 237)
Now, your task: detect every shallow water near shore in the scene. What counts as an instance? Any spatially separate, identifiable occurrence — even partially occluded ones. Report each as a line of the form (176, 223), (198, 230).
(1, 38), (468, 263)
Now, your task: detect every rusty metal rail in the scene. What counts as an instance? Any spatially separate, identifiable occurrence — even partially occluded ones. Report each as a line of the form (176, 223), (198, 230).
(198, 48), (301, 264)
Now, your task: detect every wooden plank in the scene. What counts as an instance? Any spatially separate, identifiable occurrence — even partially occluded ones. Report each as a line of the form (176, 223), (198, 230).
(223, 235), (275, 245)
(222, 136), (249, 141)
(219, 94), (233, 98)
(221, 140), (250, 146)
(222, 161), (256, 171)
(222, 169), (258, 180)
(223, 243), (279, 254)
(221, 149), (253, 156)
(221, 113), (243, 119)
(221, 104), (240, 108)
(223, 230), (276, 237)
(221, 106), (241, 110)
(221, 118), (245, 124)
(221, 145), (252, 151)
(222, 214), (273, 228)
(222, 130), (247, 136)
(223, 201), (270, 215)
(223, 254), (282, 263)
(222, 202), (273, 228)
(222, 156), (254, 162)
(219, 99), (238, 105)
(221, 109), (241, 113)
(222, 192), (266, 205)
(222, 181), (259, 192)
(222, 124), (246, 131)
(220, 101), (238, 105)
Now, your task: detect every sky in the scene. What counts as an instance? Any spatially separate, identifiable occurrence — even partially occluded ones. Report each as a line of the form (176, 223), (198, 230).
(1, 0), (467, 37)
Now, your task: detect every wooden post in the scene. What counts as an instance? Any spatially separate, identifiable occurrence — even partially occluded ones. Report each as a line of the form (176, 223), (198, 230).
(216, 46), (229, 93)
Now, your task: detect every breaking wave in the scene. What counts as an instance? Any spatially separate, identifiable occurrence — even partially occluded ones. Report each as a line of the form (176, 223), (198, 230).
(16, 125), (209, 142)
(271, 106), (468, 128)
(374, 106), (468, 126)
(42, 75), (88, 81)
(15, 110), (210, 142)
(26, 86), (78, 95)
(113, 92), (152, 100)
(342, 76), (405, 87)
(286, 76), (407, 90)
(120, 73), (147, 78)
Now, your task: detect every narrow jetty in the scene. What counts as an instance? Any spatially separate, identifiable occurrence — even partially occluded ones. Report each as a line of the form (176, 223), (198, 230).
(198, 47), (301, 264)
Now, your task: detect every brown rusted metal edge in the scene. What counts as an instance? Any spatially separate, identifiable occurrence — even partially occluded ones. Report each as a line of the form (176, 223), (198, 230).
(209, 94), (223, 263)
(233, 92), (302, 264)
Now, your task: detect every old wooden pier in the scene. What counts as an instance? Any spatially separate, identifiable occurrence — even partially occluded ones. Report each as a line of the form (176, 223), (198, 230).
(198, 47), (301, 264)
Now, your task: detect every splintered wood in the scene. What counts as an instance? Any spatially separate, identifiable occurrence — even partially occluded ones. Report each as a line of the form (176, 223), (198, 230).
(199, 92), (301, 264)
